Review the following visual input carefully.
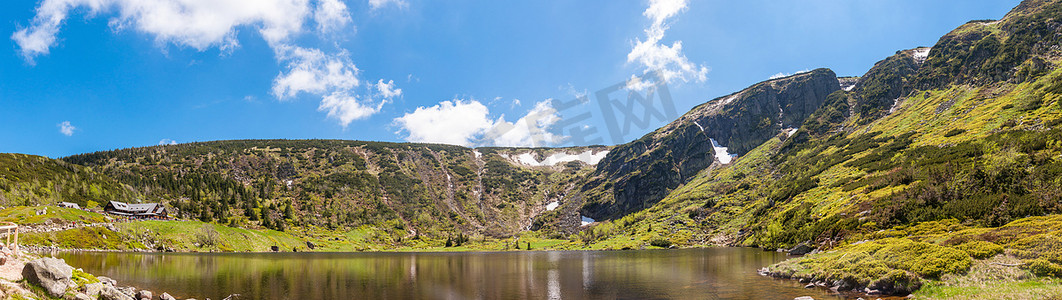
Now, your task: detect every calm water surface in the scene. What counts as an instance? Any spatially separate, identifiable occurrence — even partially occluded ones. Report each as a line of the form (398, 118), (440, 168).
(56, 248), (842, 300)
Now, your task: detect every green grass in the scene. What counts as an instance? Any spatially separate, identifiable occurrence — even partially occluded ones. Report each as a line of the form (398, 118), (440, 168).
(769, 237), (970, 294)
(916, 255), (1062, 299)
(118, 220), (306, 252)
(21, 226), (146, 250)
(15, 213), (577, 253)
(0, 206), (108, 225)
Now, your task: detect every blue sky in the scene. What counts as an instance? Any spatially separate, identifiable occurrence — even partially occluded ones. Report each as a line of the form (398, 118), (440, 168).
(0, 0), (1021, 158)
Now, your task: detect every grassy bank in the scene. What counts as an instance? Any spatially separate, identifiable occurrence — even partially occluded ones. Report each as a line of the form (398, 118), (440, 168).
(765, 214), (1062, 297)
(5, 206), (580, 253)
(0, 206), (108, 225)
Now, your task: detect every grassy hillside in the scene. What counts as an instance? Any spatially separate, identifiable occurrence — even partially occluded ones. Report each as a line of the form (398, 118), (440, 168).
(567, 0), (1062, 296)
(4, 1), (1062, 298)
(0, 153), (140, 208)
(58, 140), (605, 240)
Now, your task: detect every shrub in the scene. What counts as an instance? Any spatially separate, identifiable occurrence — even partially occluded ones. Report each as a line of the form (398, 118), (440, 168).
(649, 238), (672, 248)
(1027, 259), (1062, 277)
(1008, 233), (1062, 263)
(953, 241), (1004, 259)
(943, 128), (966, 137)
(769, 237), (971, 291)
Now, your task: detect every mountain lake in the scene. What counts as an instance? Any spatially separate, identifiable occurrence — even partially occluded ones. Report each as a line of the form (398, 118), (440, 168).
(53, 248), (844, 299)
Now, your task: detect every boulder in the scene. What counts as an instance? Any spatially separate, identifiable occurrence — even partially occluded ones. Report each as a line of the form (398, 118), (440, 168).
(270, 246), (279, 252)
(21, 257), (75, 297)
(306, 241), (316, 250)
(794, 297), (815, 300)
(100, 285), (135, 300)
(788, 243), (814, 256)
(82, 282), (104, 297)
(137, 289), (153, 300)
(118, 286), (137, 297)
(73, 292), (94, 300)
(158, 292), (177, 300)
(98, 276), (118, 286)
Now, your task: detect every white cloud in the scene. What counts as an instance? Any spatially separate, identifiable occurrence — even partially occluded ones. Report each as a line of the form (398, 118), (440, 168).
(315, 0), (352, 32)
(272, 45), (360, 98)
(627, 0), (708, 89)
(369, 0), (407, 10)
(12, 0), (314, 62)
(158, 139), (178, 145)
(58, 121), (76, 136)
(394, 99), (564, 147)
(270, 45), (401, 126)
(485, 100), (564, 147)
(394, 100), (495, 146)
(14, 0), (390, 127)
(318, 92), (385, 127)
(374, 79), (402, 98)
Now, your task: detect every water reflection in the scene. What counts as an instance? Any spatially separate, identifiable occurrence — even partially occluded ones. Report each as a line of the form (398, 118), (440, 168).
(57, 248), (841, 300)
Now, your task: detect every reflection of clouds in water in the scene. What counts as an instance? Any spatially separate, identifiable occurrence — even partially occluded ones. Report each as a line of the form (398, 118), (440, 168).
(548, 251), (561, 300)
(59, 249), (841, 299)
(582, 252), (592, 291)
(548, 269), (560, 300)
(408, 255), (416, 282)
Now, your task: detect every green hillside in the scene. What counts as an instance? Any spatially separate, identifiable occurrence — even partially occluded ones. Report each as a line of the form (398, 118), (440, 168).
(3, 0), (1062, 297)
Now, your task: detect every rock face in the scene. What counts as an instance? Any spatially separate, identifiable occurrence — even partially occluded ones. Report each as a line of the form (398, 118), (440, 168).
(21, 257), (75, 297)
(850, 49), (923, 124)
(915, 1), (1062, 90)
(580, 69), (841, 221)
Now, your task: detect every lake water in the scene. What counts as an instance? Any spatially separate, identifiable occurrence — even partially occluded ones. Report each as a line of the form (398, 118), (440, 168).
(55, 248), (841, 300)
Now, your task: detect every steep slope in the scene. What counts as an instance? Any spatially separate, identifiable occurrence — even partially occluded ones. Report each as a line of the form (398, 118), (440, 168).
(590, 0), (1062, 248)
(573, 0), (1062, 295)
(579, 69), (841, 221)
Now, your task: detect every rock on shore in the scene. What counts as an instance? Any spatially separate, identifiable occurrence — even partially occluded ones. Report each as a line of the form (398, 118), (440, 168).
(21, 257), (75, 297)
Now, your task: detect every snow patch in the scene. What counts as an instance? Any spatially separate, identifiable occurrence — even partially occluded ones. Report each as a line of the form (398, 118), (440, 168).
(722, 94), (738, 105)
(709, 138), (738, 164)
(844, 84), (856, 92)
(473, 150), (482, 159)
(514, 150), (610, 166)
(693, 121), (705, 132)
(785, 128), (798, 137)
(546, 201), (560, 211)
(581, 216), (595, 226)
(516, 153), (541, 165)
(912, 48), (931, 64)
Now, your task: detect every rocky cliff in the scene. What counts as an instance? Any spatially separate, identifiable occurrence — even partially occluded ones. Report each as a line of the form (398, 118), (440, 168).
(577, 68), (841, 221)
